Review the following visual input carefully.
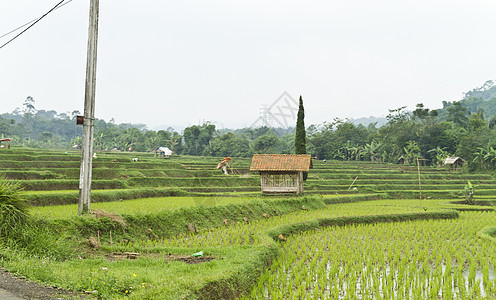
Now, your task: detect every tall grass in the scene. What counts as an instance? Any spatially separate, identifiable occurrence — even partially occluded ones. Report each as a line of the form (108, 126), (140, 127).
(0, 178), (30, 237)
(0, 177), (75, 260)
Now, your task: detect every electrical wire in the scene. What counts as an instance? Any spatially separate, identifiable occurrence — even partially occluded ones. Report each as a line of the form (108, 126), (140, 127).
(0, 0), (74, 40)
(0, 0), (70, 50)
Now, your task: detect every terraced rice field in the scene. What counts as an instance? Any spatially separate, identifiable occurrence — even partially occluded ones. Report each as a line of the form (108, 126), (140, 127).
(1, 148), (496, 299)
(2, 148), (495, 209)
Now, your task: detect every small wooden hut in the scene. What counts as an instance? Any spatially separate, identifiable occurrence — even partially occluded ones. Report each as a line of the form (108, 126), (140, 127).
(155, 147), (173, 158)
(0, 138), (12, 149)
(444, 156), (464, 169)
(250, 154), (312, 194)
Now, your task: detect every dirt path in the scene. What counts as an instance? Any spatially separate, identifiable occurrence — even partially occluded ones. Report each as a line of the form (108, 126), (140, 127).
(0, 268), (89, 299)
(0, 288), (24, 300)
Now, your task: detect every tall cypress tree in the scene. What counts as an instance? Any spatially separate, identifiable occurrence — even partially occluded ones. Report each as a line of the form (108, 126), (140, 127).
(295, 95), (306, 154)
(295, 95), (308, 181)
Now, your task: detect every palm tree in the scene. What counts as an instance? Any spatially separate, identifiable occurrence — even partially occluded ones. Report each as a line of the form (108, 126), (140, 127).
(71, 110), (81, 121)
(22, 96), (36, 114)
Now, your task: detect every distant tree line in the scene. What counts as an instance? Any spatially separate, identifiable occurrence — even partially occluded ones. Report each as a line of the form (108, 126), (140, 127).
(0, 97), (295, 155)
(309, 81), (496, 172)
(3, 80), (496, 172)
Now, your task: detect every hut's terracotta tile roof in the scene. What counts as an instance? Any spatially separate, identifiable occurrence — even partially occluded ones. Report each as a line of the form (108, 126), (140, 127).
(250, 154), (313, 172)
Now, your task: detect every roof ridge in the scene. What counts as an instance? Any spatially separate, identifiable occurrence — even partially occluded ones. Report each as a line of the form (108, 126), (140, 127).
(250, 154), (312, 172)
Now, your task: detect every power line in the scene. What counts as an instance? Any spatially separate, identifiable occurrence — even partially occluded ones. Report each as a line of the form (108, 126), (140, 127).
(0, 0), (74, 40)
(0, 0), (69, 50)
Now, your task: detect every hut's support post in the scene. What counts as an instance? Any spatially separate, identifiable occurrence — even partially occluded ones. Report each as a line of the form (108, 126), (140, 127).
(297, 171), (303, 194)
(260, 172), (265, 193)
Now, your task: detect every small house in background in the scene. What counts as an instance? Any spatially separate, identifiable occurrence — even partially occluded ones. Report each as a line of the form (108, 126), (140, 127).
(444, 156), (465, 169)
(0, 138), (12, 149)
(250, 154), (313, 194)
(155, 147), (173, 158)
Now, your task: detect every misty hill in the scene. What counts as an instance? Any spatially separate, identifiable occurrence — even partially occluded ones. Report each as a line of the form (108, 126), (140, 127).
(437, 80), (496, 121)
(343, 80), (496, 127)
(350, 116), (387, 127)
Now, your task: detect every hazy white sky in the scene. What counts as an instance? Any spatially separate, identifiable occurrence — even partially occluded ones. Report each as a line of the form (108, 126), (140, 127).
(1, 0), (495, 130)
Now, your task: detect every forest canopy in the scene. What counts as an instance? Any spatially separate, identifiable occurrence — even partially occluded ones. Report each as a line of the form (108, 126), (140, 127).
(2, 80), (496, 171)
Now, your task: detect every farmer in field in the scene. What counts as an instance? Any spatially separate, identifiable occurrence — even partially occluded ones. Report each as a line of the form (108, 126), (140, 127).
(216, 157), (231, 175)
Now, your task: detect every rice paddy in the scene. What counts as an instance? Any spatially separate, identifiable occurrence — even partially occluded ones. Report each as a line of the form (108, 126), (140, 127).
(245, 211), (496, 299)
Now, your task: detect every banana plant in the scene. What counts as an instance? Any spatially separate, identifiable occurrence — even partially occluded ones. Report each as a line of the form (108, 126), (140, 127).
(464, 181), (477, 205)
(364, 140), (382, 162)
(340, 141), (354, 161)
(483, 146), (496, 168)
(403, 141), (421, 165)
(472, 147), (487, 170)
(428, 146), (451, 167)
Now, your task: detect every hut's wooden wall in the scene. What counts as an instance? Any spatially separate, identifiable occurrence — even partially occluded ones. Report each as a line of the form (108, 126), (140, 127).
(260, 171), (303, 194)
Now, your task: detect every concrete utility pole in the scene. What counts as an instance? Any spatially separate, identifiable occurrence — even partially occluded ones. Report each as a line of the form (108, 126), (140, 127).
(79, 0), (99, 214)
